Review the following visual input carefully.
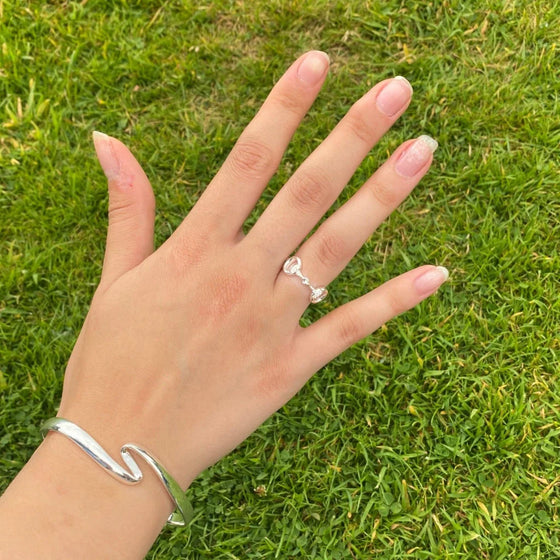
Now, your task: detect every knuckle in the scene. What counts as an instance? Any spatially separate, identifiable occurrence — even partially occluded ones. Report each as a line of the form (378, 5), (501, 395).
(386, 289), (407, 317)
(314, 231), (348, 267)
(345, 106), (377, 146)
(288, 169), (331, 214)
(336, 309), (365, 346)
(366, 178), (400, 209)
(228, 138), (276, 180)
(106, 174), (155, 225)
(206, 272), (249, 319)
(166, 232), (211, 273)
(270, 89), (304, 118)
(107, 196), (137, 225)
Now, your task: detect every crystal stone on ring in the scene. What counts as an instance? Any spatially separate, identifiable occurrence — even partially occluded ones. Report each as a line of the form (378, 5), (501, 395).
(310, 287), (328, 304)
(283, 256), (302, 275)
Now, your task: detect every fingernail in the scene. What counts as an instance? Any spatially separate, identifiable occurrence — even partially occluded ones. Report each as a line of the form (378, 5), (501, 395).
(414, 266), (449, 295)
(92, 130), (120, 180)
(297, 51), (330, 86)
(376, 76), (413, 117)
(394, 135), (438, 178)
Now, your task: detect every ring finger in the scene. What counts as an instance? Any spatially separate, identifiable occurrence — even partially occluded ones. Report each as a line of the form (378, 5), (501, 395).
(276, 135), (438, 310)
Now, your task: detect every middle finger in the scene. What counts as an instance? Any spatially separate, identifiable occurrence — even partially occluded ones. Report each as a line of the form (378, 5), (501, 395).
(246, 76), (413, 263)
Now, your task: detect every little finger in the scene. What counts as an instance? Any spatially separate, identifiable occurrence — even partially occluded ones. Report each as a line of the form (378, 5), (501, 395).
(294, 265), (449, 374)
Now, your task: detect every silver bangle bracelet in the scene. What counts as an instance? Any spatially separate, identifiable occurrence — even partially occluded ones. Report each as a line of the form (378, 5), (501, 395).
(41, 418), (193, 527)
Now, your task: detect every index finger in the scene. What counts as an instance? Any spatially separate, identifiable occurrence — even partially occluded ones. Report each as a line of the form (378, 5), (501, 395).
(182, 51), (330, 240)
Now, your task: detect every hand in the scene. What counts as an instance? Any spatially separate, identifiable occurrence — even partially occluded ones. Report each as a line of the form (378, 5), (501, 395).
(58, 50), (446, 489)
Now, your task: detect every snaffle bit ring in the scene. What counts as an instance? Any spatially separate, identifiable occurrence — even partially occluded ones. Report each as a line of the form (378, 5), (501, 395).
(283, 256), (328, 304)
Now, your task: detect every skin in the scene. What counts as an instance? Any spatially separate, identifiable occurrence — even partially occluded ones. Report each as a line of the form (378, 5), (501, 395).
(0, 51), (447, 559)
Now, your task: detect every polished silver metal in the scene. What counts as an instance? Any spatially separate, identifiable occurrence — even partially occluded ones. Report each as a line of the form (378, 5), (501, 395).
(282, 256), (328, 303)
(41, 418), (193, 527)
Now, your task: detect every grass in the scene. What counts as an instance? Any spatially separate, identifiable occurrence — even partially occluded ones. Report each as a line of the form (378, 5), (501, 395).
(1, 0), (560, 558)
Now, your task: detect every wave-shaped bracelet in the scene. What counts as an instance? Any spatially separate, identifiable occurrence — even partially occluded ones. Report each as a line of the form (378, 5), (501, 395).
(41, 417), (194, 527)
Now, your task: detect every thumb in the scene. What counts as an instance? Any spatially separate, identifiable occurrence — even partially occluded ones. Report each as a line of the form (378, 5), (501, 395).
(92, 131), (155, 288)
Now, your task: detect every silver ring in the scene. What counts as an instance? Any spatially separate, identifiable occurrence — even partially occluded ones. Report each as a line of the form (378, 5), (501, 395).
(283, 256), (328, 304)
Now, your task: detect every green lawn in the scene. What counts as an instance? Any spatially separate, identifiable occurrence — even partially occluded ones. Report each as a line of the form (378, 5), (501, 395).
(1, 1), (560, 558)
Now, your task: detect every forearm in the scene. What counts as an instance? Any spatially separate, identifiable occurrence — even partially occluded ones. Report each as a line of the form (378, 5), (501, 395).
(0, 433), (179, 560)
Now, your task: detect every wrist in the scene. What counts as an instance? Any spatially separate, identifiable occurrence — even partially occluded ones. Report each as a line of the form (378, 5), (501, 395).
(41, 417), (193, 526)
(0, 430), (181, 559)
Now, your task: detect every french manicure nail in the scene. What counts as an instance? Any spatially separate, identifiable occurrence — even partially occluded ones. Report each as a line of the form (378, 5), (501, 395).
(297, 51), (330, 86)
(92, 130), (120, 180)
(376, 76), (413, 117)
(394, 135), (438, 178)
(414, 266), (449, 295)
